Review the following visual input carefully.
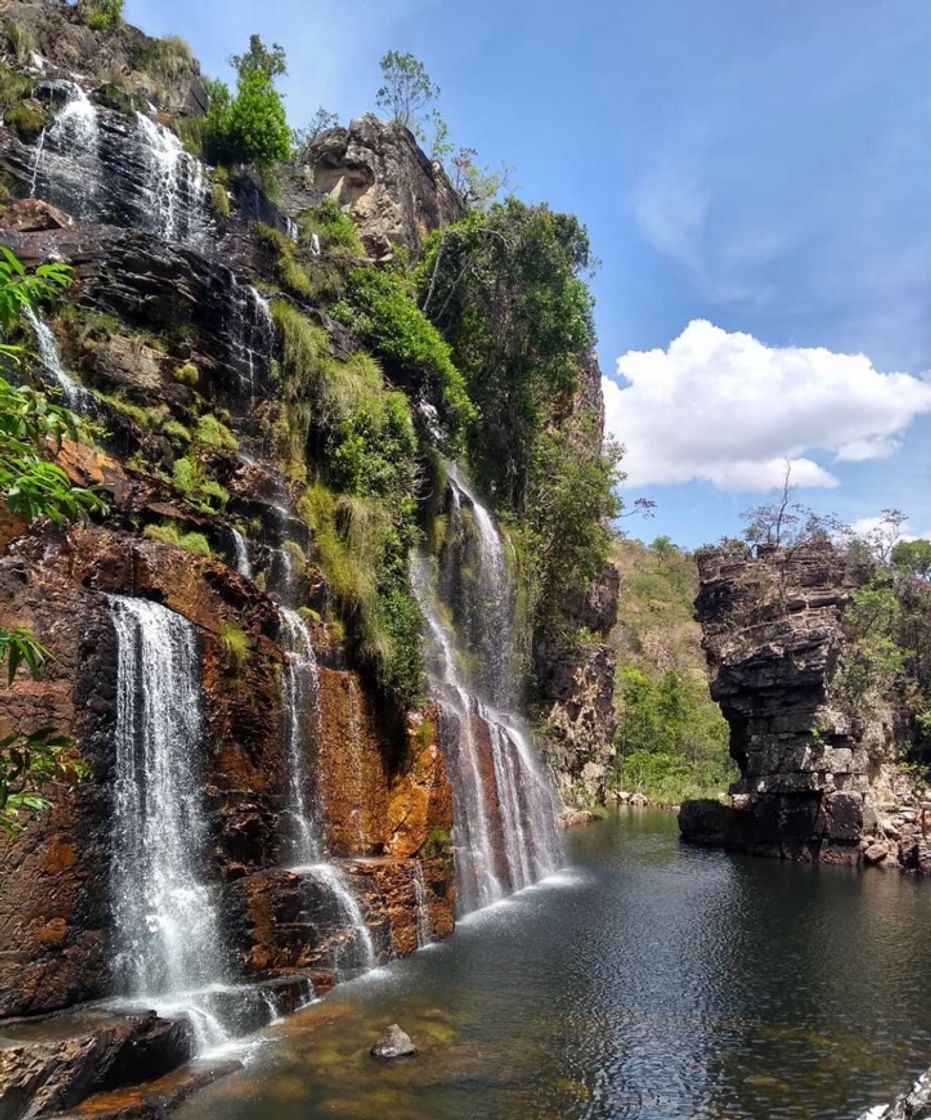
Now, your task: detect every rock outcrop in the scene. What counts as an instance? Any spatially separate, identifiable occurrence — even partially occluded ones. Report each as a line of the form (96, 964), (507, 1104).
(680, 545), (930, 871)
(303, 113), (465, 260)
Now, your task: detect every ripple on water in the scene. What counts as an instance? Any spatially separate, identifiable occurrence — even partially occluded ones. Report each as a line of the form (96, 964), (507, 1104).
(175, 810), (931, 1120)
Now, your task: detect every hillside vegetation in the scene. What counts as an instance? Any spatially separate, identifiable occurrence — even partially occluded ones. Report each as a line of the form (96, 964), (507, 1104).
(609, 537), (735, 803)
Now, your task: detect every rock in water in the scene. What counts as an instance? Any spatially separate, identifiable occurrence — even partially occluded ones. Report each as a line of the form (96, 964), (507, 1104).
(856, 1065), (931, 1119)
(370, 1024), (417, 1060)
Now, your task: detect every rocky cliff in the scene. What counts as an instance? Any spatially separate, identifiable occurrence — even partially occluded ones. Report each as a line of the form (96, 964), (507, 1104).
(0, 2), (615, 1112)
(680, 544), (931, 873)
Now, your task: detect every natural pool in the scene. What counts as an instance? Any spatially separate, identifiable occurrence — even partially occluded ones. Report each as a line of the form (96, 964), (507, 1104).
(178, 809), (931, 1119)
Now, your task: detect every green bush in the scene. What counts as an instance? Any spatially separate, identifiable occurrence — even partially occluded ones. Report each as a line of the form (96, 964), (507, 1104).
(210, 181), (231, 221)
(195, 412), (238, 450)
(333, 266), (474, 444)
(3, 22), (37, 64)
(131, 35), (193, 80)
(173, 361), (199, 386)
(83, 0), (123, 31)
(172, 455), (229, 512)
(143, 521), (214, 559)
(203, 61), (291, 171)
(219, 623), (249, 669)
(298, 199), (364, 258)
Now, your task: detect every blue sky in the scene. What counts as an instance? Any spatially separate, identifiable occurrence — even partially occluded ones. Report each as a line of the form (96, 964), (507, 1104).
(126, 0), (931, 547)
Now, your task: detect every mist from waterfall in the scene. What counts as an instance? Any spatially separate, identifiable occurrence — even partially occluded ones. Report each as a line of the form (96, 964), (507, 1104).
(413, 466), (562, 915)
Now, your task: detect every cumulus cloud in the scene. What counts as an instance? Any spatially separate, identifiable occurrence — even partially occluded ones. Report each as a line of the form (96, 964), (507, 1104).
(604, 320), (931, 491)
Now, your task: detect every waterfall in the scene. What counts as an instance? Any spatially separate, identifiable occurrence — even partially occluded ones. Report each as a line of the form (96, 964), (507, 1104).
(23, 305), (91, 413)
(230, 529), (252, 579)
(30, 80), (101, 212)
(410, 864), (431, 949)
(413, 468), (562, 915)
(276, 605), (376, 973)
(227, 284), (273, 397)
(133, 112), (209, 244)
(107, 595), (229, 1048)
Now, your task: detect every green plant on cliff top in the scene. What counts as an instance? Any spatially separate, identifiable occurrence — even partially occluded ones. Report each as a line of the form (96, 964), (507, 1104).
(0, 251), (100, 835)
(82, 0), (124, 32)
(203, 36), (292, 172)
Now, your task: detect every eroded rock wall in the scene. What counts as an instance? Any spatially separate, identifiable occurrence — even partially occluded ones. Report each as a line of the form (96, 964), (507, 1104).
(680, 545), (931, 872)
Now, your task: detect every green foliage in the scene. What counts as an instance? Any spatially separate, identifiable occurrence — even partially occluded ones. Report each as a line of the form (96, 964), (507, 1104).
(173, 361), (199, 386)
(376, 51), (440, 137)
(0, 250), (99, 835)
(219, 623), (250, 670)
(609, 538), (734, 803)
(3, 22), (37, 65)
(522, 423), (623, 641)
(0, 724), (86, 836)
(298, 199), (364, 259)
(3, 97), (45, 140)
(419, 825), (453, 862)
(171, 455), (229, 512)
(142, 521), (214, 559)
(161, 419), (191, 444)
(256, 222), (316, 300)
(0, 60), (31, 114)
(292, 106), (339, 158)
(83, 0), (123, 31)
(131, 35), (193, 81)
(194, 412), (238, 450)
(203, 38), (291, 171)
(417, 199), (595, 509)
(333, 266), (474, 445)
(892, 539), (931, 580)
(210, 180), (231, 221)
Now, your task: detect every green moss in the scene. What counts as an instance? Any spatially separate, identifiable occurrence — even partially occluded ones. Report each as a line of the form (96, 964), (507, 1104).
(0, 60), (31, 112)
(4, 98), (46, 141)
(172, 455), (229, 512)
(282, 538), (308, 574)
(210, 180), (231, 221)
(219, 623), (249, 669)
(93, 391), (153, 429)
(173, 361), (199, 386)
(3, 22), (37, 64)
(173, 115), (206, 160)
(143, 521), (215, 558)
(195, 413), (238, 450)
(162, 419), (191, 444)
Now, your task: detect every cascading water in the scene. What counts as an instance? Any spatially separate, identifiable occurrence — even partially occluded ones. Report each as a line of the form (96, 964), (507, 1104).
(230, 529), (252, 579)
(22, 305), (90, 412)
(410, 864), (432, 949)
(133, 112), (210, 244)
(107, 595), (229, 1048)
(275, 602), (376, 974)
(227, 284), (273, 397)
(413, 467), (562, 915)
(29, 80), (100, 207)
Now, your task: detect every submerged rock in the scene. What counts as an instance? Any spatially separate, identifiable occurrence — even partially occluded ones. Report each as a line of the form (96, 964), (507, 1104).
(370, 1024), (417, 1061)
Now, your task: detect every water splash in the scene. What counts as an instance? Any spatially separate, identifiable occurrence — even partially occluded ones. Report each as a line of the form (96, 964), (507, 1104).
(107, 595), (230, 1049)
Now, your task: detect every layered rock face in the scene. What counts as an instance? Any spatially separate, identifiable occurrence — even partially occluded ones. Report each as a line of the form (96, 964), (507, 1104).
(680, 546), (930, 872)
(302, 113), (465, 261)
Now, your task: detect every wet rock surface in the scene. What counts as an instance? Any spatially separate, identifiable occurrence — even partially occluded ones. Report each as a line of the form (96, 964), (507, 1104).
(370, 1023), (417, 1060)
(857, 1066), (931, 1120)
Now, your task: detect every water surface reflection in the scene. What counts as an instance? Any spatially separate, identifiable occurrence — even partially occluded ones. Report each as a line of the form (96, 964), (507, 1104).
(178, 810), (931, 1119)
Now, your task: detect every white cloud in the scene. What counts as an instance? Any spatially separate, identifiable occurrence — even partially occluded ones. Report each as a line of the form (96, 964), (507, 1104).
(605, 320), (931, 491)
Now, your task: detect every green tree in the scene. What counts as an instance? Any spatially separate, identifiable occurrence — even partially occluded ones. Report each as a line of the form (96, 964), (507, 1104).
(892, 538), (931, 580)
(293, 106), (339, 159)
(376, 51), (440, 137)
(204, 36), (292, 171)
(0, 249), (102, 834)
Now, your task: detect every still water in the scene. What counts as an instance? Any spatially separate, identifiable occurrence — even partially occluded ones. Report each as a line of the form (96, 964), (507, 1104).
(179, 810), (931, 1119)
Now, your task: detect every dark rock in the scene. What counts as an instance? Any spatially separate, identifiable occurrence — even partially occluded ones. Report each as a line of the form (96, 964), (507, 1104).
(0, 1009), (194, 1120)
(370, 1023), (417, 1061)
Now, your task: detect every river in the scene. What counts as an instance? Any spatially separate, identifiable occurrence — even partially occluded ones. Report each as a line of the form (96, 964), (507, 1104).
(177, 809), (931, 1119)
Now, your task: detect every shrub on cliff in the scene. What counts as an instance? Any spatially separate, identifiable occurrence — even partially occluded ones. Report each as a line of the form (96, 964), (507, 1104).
(203, 35), (292, 172)
(333, 267), (474, 447)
